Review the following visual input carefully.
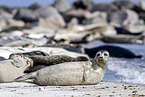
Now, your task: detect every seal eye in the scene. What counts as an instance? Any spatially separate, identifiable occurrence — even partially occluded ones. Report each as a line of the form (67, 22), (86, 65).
(104, 53), (108, 56)
(97, 54), (100, 56)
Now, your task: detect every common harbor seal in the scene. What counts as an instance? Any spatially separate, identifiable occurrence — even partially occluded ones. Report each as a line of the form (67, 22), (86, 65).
(85, 45), (142, 58)
(15, 50), (109, 86)
(0, 55), (33, 82)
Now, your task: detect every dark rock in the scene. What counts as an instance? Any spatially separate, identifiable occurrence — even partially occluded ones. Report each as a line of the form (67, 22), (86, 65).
(132, 5), (145, 13)
(138, 13), (145, 21)
(0, 6), (12, 13)
(13, 8), (38, 23)
(90, 3), (118, 12)
(73, 0), (87, 9)
(53, 0), (72, 13)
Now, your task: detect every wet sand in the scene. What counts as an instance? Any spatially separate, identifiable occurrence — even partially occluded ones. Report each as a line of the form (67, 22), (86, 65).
(0, 82), (145, 97)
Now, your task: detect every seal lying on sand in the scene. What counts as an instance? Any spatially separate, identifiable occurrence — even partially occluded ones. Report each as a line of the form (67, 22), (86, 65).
(0, 55), (33, 82)
(85, 45), (142, 58)
(15, 50), (109, 86)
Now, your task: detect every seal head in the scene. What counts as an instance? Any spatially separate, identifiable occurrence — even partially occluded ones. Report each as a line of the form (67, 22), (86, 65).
(94, 50), (109, 68)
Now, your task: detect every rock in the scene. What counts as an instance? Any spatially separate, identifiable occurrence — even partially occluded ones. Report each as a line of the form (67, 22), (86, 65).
(53, 0), (72, 13)
(0, 6), (12, 14)
(54, 29), (89, 44)
(138, 13), (145, 21)
(102, 34), (144, 44)
(84, 11), (107, 25)
(112, 0), (134, 9)
(84, 0), (95, 11)
(66, 17), (79, 27)
(123, 9), (139, 25)
(14, 8), (38, 23)
(35, 6), (66, 29)
(0, 9), (13, 19)
(28, 3), (41, 10)
(90, 3), (118, 12)
(108, 10), (127, 26)
(64, 9), (91, 24)
(73, 0), (87, 9)
(108, 9), (139, 26)
(23, 25), (55, 39)
(0, 19), (25, 31)
(138, 1), (145, 10)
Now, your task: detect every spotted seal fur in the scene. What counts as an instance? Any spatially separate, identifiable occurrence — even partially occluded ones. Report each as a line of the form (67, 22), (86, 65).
(15, 50), (109, 86)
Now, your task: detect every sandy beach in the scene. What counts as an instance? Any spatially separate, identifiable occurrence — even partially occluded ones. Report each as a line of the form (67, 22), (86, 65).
(0, 82), (144, 97)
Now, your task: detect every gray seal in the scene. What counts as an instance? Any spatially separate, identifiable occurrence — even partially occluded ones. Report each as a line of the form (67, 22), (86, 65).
(15, 50), (109, 86)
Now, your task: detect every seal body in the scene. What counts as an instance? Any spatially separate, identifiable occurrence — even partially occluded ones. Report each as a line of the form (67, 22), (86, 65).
(0, 55), (33, 82)
(16, 50), (109, 86)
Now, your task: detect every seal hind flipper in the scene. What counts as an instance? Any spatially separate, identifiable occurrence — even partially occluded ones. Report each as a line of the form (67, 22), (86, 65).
(135, 55), (142, 58)
(15, 72), (37, 81)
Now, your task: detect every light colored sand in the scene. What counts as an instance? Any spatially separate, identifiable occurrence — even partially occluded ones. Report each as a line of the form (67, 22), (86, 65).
(0, 82), (145, 97)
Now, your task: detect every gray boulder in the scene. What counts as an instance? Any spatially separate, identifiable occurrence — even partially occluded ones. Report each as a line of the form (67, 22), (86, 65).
(53, 0), (72, 13)
(112, 0), (135, 9)
(35, 6), (66, 29)
(14, 8), (38, 23)
(63, 9), (91, 24)
(84, 11), (107, 25)
(108, 9), (139, 26)
(90, 3), (118, 12)
(0, 9), (13, 19)
(28, 3), (41, 10)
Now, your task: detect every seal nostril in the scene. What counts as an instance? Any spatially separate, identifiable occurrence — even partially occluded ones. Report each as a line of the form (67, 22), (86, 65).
(100, 56), (103, 58)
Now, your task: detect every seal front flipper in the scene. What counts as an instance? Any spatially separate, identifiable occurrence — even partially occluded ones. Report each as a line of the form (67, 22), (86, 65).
(81, 61), (91, 83)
